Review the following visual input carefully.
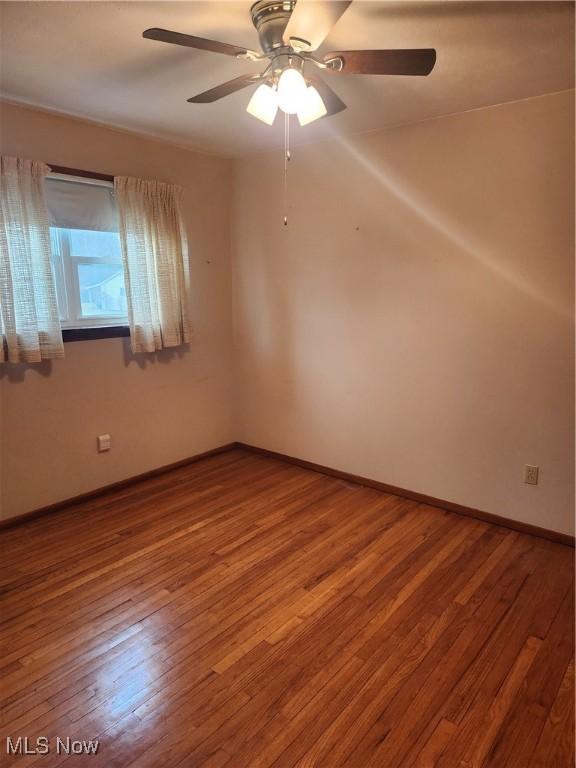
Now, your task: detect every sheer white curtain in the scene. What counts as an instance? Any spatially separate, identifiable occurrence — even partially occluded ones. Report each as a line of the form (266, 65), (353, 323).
(0, 156), (64, 363)
(114, 177), (191, 353)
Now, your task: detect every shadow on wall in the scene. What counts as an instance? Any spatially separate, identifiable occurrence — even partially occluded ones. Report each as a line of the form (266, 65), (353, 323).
(0, 359), (53, 383)
(121, 337), (190, 369)
(0, 338), (190, 381)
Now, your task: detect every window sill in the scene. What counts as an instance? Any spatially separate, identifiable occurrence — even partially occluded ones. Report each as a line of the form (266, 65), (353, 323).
(62, 326), (130, 343)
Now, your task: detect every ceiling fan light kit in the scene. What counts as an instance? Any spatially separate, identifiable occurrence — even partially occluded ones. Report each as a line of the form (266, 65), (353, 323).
(246, 83), (279, 125)
(142, 0), (437, 128)
(297, 85), (327, 126)
(277, 66), (308, 114)
(246, 72), (326, 126)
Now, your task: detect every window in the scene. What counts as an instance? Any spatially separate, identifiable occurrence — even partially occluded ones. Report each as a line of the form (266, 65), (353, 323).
(46, 174), (128, 328)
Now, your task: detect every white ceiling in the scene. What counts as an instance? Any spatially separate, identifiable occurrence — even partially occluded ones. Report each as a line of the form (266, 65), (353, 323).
(1, 1), (574, 157)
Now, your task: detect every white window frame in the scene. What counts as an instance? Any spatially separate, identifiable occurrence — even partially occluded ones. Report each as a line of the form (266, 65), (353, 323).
(48, 173), (128, 329)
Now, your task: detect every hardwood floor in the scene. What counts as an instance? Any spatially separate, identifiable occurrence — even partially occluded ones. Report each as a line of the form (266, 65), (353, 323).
(1, 448), (574, 767)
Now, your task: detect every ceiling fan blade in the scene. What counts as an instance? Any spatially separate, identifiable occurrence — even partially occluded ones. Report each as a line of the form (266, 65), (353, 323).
(324, 48), (436, 75)
(308, 75), (346, 116)
(283, 0), (352, 51)
(187, 74), (263, 103)
(143, 28), (255, 58)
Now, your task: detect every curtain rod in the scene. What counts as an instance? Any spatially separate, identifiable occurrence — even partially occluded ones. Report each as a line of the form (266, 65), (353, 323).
(49, 164), (114, 183)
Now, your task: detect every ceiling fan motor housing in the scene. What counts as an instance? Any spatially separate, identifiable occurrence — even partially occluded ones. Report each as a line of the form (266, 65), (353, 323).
(251, 0), (297, 54)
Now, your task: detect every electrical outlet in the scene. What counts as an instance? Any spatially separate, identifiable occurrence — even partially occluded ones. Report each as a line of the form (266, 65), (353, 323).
(97, 434), (111, 453)
(524, 465), (539, 485)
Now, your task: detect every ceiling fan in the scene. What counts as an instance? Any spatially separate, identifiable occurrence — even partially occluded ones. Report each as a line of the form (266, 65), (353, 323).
(143, 0), (436, 127)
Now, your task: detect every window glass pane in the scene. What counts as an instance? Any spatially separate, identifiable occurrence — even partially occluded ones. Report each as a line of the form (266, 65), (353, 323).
(46, 178), (128, 327)
(68, 229), (122, 260)
(77, 262), (127, 317)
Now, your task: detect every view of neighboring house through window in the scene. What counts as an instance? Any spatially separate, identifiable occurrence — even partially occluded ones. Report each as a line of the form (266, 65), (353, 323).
(46, 174), (128, 328)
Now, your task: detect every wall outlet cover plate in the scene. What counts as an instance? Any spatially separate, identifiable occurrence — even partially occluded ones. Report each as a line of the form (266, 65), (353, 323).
(524, 464), (539, 485)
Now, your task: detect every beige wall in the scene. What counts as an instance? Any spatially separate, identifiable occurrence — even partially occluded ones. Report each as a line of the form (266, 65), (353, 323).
(0, 102), (235, 519)
(232, 91), (575, 536)
(2, 93), (574, 536)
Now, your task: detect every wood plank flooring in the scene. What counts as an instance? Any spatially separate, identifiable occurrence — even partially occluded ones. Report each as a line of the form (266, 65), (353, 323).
(0, 448), (574, 767)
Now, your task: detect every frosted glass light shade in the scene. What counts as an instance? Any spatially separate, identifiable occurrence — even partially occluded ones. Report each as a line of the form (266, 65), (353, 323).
(277, 68), (308, 114)
(297, 85), (327, 126)
(246, 84), (279, 125)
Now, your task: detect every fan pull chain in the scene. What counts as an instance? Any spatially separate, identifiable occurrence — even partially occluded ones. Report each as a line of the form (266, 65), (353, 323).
(283, 111), (291, 226)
